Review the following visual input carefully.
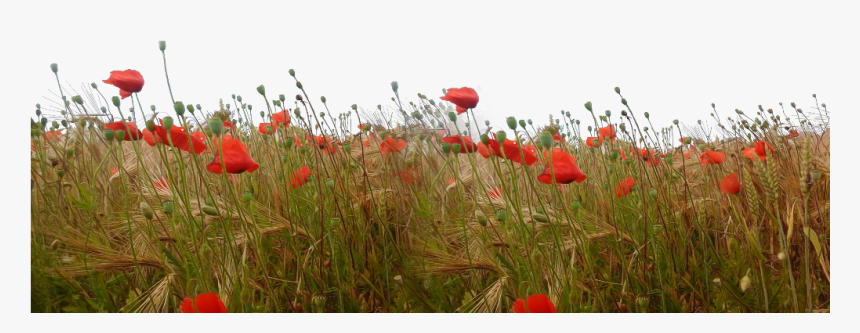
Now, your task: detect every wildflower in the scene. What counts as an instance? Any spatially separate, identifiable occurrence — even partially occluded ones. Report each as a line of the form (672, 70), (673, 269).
(440, 87), (479, 113)
(152, 120), (207, 154)
(447, 178), (456, 185)
(552, 134), (565, 144)
(512, 294), (557, 313)
(786, 129), (799, 139)
(754, 140), (774, 159)
(206, 135), (259, 174)
(102, 69), (144, 99)
(290, 166), (312, 188)
(104, 121), (142, 141)
(616, 176), (635, 198)
(441, 135), (477, 153)
(223, 120), (237, 130)
(310, 135), (339, 154)
(272, 110), (291, 128)
(180, 292), (228, 313)
(537, 148), (586, 184)
(634, 148), (661, 166)
(293, 135), (303, 148)
(598, 124), (616, 141)
(585, 136), (603, 148)
(380, 137), (407, 154)
(699, 150), (725, 165)
(111, 167), (119, 175)
(142, 128), (159, 146)
(258, 123), (274, 135)
(617, 148), (627, 160)
(720, 173), (740, 194)
(43, 130), (63, 141)
(399, 166), (418, 184)
(476, 142), (491, 158)
(488, 188), (504, 200)
(487, 135), (538, 166)
(154, 178), (170, 191)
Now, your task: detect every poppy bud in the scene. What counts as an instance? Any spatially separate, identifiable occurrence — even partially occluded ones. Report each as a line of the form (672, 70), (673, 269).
(162, 201), (175, 215)
(50, 63), (58, 73)
(195, 104), (202, 112)
(619, 123), (626, 132)
(31, 129), (40, 137)
(323, 178), (335, 189)
(144, 121), (155, 132)
(665, 156), (673, 165)
(673, 119), (679, 125)
(111, 96), (120, 107)
(157, 40), (166, 51)
(609, 150), (619, 161)
(104, 129), (115, 142)
(61, 120), (68, 128)
(208, 119), (223, 136)
(115, 130), (126, 141)
(447, 112), (457, 122)
(71, 95), (83, 105)
(313, 295), (326, 311)
(621, 99), (627, 106)
(571, 201), (582, 210)
(390, 82), (400, 92)
(139, 202), (154, 220)
(51, 121), (59, 129)
(441, 142), (451, 154)
(256, 84), (266, 96)
(276, 173), (285, 180)
(495, 209), (507, 222)
(201, 205), (219, 216)
(539, 133), (553, 148)
(740, 272), (752, 293)
(260, 111), (265, 117)
(57, 170), (65, 178)
(480, 134), (489, 145)
(452, 143), (462, 154)
(173, 101), (185, 116)
(506, 117), (518, 130)
(474, 210), (488, 227)
(495, 130), (507, 143)
(162, 117), (174, 131)
(532, 213), (549, 223)
(605, 110), (612, 117)
(648, 188), (657, 198)
(790, 102), (796, 108)
(584, 101), (592, 112)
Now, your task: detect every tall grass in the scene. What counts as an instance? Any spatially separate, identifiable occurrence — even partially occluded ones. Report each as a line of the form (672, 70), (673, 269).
(30, 49), (829, 313)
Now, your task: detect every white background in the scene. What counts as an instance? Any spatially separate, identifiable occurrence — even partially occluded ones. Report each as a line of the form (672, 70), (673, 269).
(4, 0), (855, 329)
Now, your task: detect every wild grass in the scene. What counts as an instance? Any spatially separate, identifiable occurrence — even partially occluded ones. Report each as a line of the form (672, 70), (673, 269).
(30, 50), (830, 313)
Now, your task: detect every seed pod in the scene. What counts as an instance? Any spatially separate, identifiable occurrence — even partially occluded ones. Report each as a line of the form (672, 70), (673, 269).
(532, 213), (549, 223)
(140, 202), (154, 220)
(325, 179), (335, 189)
(201, 205), (219, 216)
(242, 192), (253, 204)
(162, 201), (175, 215)
(474, 210), (488, 227)
(495, 209), (507, 222)
(648, 188), (658, 198)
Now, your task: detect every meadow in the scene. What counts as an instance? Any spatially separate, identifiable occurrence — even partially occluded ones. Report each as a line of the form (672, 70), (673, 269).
(30, 41), (830, 313)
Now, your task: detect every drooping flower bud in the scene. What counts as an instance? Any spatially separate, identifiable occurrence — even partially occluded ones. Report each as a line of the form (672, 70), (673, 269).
(448, 112), (457, 122)
(256, 84), (266, 96)
(584, 101), (592, 112)
(289, 69), (296, 77)
(50, 63), (58, 73)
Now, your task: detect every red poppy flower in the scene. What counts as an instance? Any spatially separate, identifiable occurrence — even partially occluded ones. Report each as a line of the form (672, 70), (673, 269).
(456, 106), (467, 114)
(380, 137), (407, 154)
(585, 136), (603, 148)
(476, 142), (491, 158)
(180, 292), (228, 313)
(272, 110), (290, 129)
(679, 137), (687, 143)
(102, 69), (144, 99)
(523, 145), (537, 156)
(153, 120), (207, 154)
(43, 130), (63, 141)
(290, 166), (312, 189)
(537, 148), (587, 184)
(141, 128), (158, 146)
(634, 148), (661, 166)
(754, 140), (774, 159)
(293, 135), (303, 148)
(552, 134), (565, 144)
(618, 148), (627, 160)
(399, 166), (418, 184)
(447, 178), (456, 185)
(441, 135), (477, 153)
(440, 87), (479, 111)
(104, 121), (142, 141)
(206, 135), (259, 174)
(154, 178), (170, 190)
(512, 294), (557, 313)
(111, 167), (119, 175)
(699, 150), (725, 165)
(786, 129), (799, 139)
(258, 123), (274, 135)
(720, 173), (740, 194)
(308, 135), (338, 154)
(684, 151), (691, 159)
(487, 135), (538, 166)
(488, 188), (504, 200)
(223, 120), (237, 130)
(742, 148), (761, 161)
(616, 176), (635, 198)
(598, 124), (616, 141)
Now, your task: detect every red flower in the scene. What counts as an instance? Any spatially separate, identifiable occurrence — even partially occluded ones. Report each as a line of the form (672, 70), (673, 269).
(290, 166), (312, 189)
(153, 120), (207, 154)
(585, 136), (603, 148)
(635, 148), (661, 166)
(440, 87), (479, 111)
(488, 188), (504, 200)
(223, 120), (237, 130)
(618, 148), (627, 160)
(104, 121), (142, 141)
(191, 132), (206, 144)
(537, 148), (587, 184)
(180, 292), (228, 313)
(293, 135), (303, 148)
(754, 140), (774, 159)
(258, 123), (274, 135)
(206, 135), (259, 174)
(616, 176), (635, 198)
(399, 166), (418, 184)
(447, 178), (456, 185)
(720, 173), (740, 194)
(476, 142), (491, 158)
(272, 110), (290, 129)
(552, 134), (565, 144)
(598, 124), (616, 141)
(699, 150), (725, 165)
(102, 69), (144, 99)
(43, 130), (63, 141)
(786, 129), (799, 139)
(512, 294), (557, 313)
(679, 137), (687, 143)
(380, 137), (407, 154)
(487, 135), (538, 166)
(308, 135), (338, 154)
(142, 128), (158, 146)
(742, 148), (761, 161)
(154, 178), (170, 190)
(456, 106), (467, 114)
(441, 135), (477, 153)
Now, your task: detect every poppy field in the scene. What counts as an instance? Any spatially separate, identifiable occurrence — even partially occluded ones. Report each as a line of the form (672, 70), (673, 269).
(30, 42), (830, 313)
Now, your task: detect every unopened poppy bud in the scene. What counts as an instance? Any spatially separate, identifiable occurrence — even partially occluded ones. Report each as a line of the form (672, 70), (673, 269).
(605, 110), (612, 117)
(621, 98), (628, 106)
(324, 179), (335, 189)
(51, 121), (59, 129)
(115, 130), (126, 141)
(378, 130), (388, 138)
(104, 129), (115, 142)
(740, 272), (752, 293)
(447, 112), (457, 122)
(441, 142), (451, 154)
(143, 121), (154, 132)
(162, 117), (174, 131)
(203, 129), (212, 137)
(495, 209), (507, 222)
(683, 138), (692, 145)
(614, 87), (621, 94)
(506, 117), (517, 130)
(208, 119), (223, 136)
(673, 119), (679, 125)
(610, 150), (619, 160)
(71, 95), (83, 105)
(57, 170), (65, 178)
(162, 201), (175, 215)
(821, 103), (826, 108)
(139, 202), (154, 220)
(480, 134), (489, 145)
(539, 133), (553, 148)
(183, 104), (193, 114)
(31, 129), (40, 137)
(256, 84), (266, 96)
(534, 142), (543, 150)
(201, 205), (219, 216)
(259, 111), (265, 118)
(474, 210), (488, 227)
(50, 63), (58, 73)
(532, 213), (549, 223)
(174, 101), (185, 116)
(648, 188), (657, 198)
(665, 155), (673, 165)
(61, 120), (68, 128)
(619, 123), (626, 132)
(157, 40), (166, 51)
(112, 96), (120, 107)
(790, 102), (796, 108)
(571, 201), (582, 210)
(452, 143), (462, 154)
(495, 130), (507, 143)
(584, 101), (593, 112)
